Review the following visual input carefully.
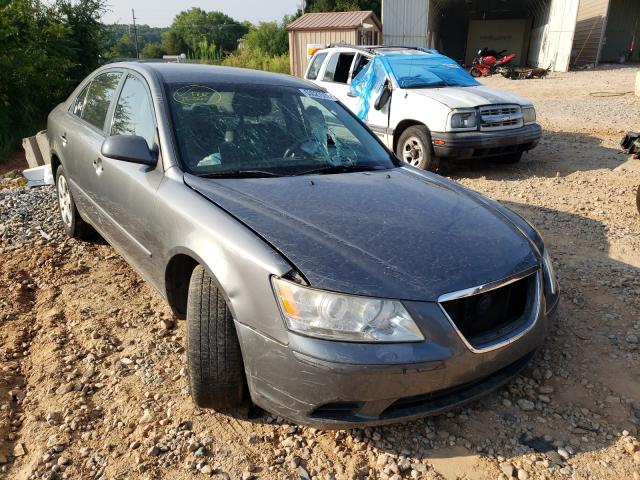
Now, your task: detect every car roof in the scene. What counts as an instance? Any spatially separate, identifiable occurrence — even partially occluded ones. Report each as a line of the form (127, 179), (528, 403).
(325, 44), (440, 56)
(105, 61), (315, 89)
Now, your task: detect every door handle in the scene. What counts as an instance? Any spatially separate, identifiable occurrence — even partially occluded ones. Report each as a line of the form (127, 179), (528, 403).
(60, 133), (67, 146)
(93, 158), (103, 174)
(346, 91), (357, 97)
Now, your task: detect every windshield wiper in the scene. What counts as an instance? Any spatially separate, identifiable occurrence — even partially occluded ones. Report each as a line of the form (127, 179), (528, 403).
(198, 169), (283, 178)
(293, 164), (388, 176)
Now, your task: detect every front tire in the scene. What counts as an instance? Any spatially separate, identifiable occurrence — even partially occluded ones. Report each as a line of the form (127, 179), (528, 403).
(186, 265), (244, 409)
(55, 166), (94, 239)
(470, 67), (482, 78)
(396, 126), (440, 172)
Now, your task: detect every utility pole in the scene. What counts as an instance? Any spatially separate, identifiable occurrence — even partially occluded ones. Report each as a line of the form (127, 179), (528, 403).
(131, 8), (139, 59)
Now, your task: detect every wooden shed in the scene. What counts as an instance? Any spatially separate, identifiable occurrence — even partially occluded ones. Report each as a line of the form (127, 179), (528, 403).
(287, 11), (382, 77)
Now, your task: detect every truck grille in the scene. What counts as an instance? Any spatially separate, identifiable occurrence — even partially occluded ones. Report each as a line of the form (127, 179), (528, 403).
(479, 105), (523, 131)
(439, 270), (540, 351)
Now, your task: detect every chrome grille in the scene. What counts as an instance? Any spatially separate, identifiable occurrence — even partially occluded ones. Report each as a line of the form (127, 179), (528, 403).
(438, 268), (541, 352)
(479, 104), (523, 131)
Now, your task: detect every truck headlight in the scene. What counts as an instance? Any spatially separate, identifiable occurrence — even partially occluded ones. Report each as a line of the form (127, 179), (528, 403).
(522, 106), (536, 124)
(272, 277), (424, 342)
(450, 110), (477, 129)
(541, 249), (558, 296)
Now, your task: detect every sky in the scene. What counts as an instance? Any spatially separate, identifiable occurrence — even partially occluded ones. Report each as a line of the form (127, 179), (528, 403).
(101, 0), (302, 27)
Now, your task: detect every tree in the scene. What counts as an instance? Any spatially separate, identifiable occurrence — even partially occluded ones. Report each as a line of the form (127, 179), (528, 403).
(243, 21), (288, 57)
(161, 30), (186, 55)
(168, 8), (247, 57)
(304, 0), (381, 18)
(0, 0), (106, 159)
(56, 0), (107, 82)
(140, 42), (165, 59)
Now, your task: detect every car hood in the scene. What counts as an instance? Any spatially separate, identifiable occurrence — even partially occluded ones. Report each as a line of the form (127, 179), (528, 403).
(184, 168), (538, 301)
(408, 85), (531, 109)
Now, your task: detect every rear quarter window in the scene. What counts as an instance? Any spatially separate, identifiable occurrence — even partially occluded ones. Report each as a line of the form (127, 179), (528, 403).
(69, 84), (90, 117)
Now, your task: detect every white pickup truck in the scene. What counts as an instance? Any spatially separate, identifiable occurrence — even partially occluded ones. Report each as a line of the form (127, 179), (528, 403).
(305, 45), (541, 171)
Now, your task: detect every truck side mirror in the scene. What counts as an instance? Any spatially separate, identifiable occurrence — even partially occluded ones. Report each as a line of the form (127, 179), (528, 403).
(374, 80), (391, 111)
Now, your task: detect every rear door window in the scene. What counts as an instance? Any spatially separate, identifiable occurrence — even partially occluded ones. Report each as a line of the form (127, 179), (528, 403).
(82, 72), (122, 131)
(111, 74), (156, 148)
(307, 52), (327, 80)
(322, 52), (355, 83)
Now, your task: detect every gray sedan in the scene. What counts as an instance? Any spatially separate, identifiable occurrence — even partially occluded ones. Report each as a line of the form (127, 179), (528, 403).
(47, 62), (559, 428)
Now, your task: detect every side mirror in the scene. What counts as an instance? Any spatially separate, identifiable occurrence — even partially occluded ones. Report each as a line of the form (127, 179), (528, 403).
(374, 80), (391, 111)
(101, 135), (157, 166)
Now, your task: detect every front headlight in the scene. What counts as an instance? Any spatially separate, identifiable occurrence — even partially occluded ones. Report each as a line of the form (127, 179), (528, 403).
(542, 249), (558, 295)
(522, 106), (536, 124)
(271, 277), (424, 342)
(450, 110), (477, 129)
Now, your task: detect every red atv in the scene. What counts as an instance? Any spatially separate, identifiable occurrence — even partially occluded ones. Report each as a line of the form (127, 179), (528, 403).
(470, 48), (517, 77)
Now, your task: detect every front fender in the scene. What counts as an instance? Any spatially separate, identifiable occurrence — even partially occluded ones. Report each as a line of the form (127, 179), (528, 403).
(156, 171), (293, 344)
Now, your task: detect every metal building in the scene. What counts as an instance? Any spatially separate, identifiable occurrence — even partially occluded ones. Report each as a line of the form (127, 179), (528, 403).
(382, 0), (640, 72)
(287, 11), (382, 77)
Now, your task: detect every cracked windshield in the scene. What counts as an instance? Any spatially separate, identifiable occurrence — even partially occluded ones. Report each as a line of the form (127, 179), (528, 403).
(166, 83), (397, 177)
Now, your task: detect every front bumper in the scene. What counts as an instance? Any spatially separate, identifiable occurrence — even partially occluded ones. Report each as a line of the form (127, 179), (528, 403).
(431, 123), (542, 160)
(237, 291), (557, 429)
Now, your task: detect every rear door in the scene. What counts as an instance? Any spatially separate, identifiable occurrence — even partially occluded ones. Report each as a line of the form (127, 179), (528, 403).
(63, 71), (122, 222)
(316, 51), (356, 104)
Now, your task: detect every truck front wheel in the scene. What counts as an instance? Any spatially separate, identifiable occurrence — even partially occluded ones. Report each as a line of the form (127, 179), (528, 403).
(396, 126), (440, 172)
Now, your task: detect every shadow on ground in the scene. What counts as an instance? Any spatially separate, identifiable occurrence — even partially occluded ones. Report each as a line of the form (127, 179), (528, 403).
(442, 130), (627, 180)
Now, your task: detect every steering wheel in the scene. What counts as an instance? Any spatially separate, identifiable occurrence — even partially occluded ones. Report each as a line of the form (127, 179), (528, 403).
(282, 136), (320, 159)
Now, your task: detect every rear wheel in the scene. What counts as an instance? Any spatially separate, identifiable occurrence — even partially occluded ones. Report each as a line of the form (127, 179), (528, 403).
(494, 152), (523, 164)
(55, 166), (94, 239)
(186, 265), (244, 409)
(396, 126), (440, 172)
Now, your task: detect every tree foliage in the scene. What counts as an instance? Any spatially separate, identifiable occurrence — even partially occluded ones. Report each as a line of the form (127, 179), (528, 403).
(0, 0), (106, 159)
(243, 21), (289, 57)
(168, 8), (247, 58)
(304, 0), (381, 18)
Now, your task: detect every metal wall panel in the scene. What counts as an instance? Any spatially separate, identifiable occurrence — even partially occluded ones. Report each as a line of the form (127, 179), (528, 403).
(382, 0), (429, 47)
(571, 0), (611, 66)
(600, 0), (640, 62)
(529, 0), (580, 71)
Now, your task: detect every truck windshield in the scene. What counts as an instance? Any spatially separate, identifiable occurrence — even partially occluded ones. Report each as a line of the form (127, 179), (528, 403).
(165, 82), (397, 177)
(384, 54), (480, 89)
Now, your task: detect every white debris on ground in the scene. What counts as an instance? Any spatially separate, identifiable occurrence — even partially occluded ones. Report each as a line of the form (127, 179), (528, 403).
(1, 66), (640, 480)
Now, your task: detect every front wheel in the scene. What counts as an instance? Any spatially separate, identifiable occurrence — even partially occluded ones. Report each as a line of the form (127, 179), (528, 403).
(186, 265), (245, 410)
(470, 67), (482, 78)
(396, 126), (440, 172)
(55, 166), (95, 239)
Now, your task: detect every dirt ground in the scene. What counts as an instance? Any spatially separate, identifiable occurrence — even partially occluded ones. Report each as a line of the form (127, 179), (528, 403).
(1, 66), (640, 480)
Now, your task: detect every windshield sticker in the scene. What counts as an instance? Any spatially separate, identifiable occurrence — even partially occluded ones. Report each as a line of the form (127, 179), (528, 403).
(299, 88), (337, 101)
(173, 85), (221, 106)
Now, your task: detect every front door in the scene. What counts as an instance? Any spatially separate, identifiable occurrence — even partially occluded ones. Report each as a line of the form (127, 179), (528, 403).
(95, 72), (164, 285)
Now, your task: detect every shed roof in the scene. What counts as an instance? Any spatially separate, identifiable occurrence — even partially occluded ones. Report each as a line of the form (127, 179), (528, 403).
(287, 10), (381, 31)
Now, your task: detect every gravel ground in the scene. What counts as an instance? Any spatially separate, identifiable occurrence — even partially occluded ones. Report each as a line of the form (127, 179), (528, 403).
(1, 67), (640, 480)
